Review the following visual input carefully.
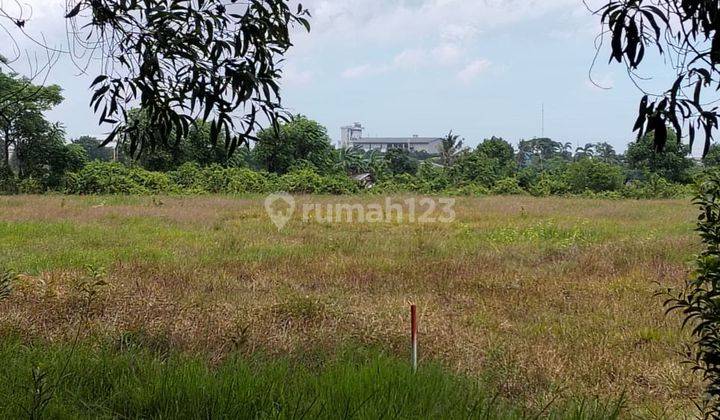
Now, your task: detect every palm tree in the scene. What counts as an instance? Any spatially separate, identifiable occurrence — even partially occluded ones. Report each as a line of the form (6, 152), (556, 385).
(438, 131), (464, 166)
(365, 150), (388, 179)
(575, 143), (595, 160)
(335, 146), (366, 174)
(593, 142), (618, 163)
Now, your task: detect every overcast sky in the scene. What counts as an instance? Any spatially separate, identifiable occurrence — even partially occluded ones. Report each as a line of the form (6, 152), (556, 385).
(3, 0), (682, 153)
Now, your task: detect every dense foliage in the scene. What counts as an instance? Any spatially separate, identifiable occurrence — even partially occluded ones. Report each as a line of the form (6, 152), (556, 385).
(598, 0), (720, 155)
(1, 0), (310, 158)
(0, 72), (63, 168)
(0, 71), (706, 198)
(666, 171), (720, 416)
(0, 108), (706, 198)
(254, 116), (335, 174)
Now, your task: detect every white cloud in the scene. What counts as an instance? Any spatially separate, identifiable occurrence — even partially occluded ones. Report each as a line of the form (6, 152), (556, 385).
(440, 23), (480, 43)
(281, 65), (314, 87)
(392, 48), (427, 70)
(297, 0), (583, 46)
(297, 0), (587, 82)
(341, 64), (383, 79)
(342, 43), (471, 79)
(431, 43), (464, 64)
(457, 59), (492, 83)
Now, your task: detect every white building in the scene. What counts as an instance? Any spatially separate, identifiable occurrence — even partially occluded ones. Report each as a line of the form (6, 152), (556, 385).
(340, 123), (443, 154)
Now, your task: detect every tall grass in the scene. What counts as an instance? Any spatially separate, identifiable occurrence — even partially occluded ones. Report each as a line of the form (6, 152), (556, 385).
(0, 195), (700, 414)
(0, 339), (624, 419)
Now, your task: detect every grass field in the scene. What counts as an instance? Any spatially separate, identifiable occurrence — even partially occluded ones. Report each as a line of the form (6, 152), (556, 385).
(0, 195), (702, 417)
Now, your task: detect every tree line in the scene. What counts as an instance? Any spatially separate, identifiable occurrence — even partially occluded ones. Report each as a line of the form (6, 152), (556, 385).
(0, 71), (713, 197)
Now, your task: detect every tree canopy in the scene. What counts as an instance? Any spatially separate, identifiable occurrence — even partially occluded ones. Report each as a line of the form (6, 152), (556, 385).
(0, 72), (63, 168)
(598, 0), (720, 155)
(254, 115), (335, 174)
(1, 0), (310, 158)
(71, 136), (115, 162)
(625, 130), (694, 183)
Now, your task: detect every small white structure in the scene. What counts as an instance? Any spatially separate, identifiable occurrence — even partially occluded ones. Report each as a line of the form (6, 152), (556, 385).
(340, 123), (365, 148)
(340, 123), (443, 154)
(352, 173), (375, 188)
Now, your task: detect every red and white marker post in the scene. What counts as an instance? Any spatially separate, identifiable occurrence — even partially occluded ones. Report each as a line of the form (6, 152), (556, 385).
(410, 304), (418, 373)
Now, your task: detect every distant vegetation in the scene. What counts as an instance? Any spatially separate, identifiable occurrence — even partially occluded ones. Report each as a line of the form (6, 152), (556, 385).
(0, 71), (713, 199)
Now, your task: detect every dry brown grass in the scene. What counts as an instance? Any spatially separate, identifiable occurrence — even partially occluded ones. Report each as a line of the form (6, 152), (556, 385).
(0, 194), (702, 414)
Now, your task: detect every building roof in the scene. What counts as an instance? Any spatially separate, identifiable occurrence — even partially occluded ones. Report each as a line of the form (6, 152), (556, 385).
(351, 137), (443, 145)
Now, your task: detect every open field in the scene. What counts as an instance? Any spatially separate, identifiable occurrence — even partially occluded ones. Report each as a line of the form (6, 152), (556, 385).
(0, 195), (703, 417)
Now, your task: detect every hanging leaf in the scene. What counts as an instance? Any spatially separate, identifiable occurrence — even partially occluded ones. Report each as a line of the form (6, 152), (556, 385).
(65, 2), (82, 18)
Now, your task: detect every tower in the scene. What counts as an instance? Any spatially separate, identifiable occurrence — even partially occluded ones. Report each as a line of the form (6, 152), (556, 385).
(340, 122), (363, 148)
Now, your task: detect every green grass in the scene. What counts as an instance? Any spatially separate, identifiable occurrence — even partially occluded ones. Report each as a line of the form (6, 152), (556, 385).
(0, 338), (624, 419)
(0, 195), (702, 416)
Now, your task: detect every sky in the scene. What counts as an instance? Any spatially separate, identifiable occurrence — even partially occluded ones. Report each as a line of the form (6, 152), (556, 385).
(2, 0), (685, 153)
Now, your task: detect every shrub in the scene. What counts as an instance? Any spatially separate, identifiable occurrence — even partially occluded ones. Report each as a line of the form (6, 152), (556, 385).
(588, 190), (624, 200)
(491, 177), (525, 195)
(442, 183), (490, 196)
(201, 164), (233, 193)
(374, 174), (424, 194)
(0, 166), (18, 195)
(417, 162), (452, 193)
(665, 172), (720, 415)
(320, 174), (360, 195)
(225, 168), (275, 194)
(65, 162), (148, 195)
(565, 159), (624, 193)
(168, 163), (205, 191)
(18, 177), (44, 194)
(278, 168), (326, 194)
(449, 151), (499, 187)
(527, 174), (570, 197)
(191, 165), (275, 195)
(620, 175), (693, 199)
(129, 168), (172, 193)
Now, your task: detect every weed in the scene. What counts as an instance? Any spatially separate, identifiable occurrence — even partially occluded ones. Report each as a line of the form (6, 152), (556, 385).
(0, 269), (14, 301)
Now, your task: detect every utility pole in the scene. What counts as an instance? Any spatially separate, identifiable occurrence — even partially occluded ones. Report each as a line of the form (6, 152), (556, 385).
(541, 103), (545, 138)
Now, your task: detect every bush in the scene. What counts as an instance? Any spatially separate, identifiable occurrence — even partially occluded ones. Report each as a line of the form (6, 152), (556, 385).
(168, 163), (205, 191)
(18, 177), (44, 194)
(666, 172), (720, 415)
(374, 173), (424, 194)
(587, 190), (624, 200)
(565, 159), (624, 193)
(620, 176), (693, 199)
(417, 162), (451, 193)
(64, 162), (359, 196)
(30, 155), (700, 199)
(225, 168), (276, 194)
(277, 168), (326, 194)
(442, 183), (490, 196)
(0, 166), (18, 195)
(66, 162), (149, 195)
(129, 169), (173, 193)
(320, 174), (360, 195)
(188, 164), (277, 195)
(491, 177), (525, 195)
(201, 164), (234, 193)
(527, 174), (570, 197)
(275, 168), (356, 195)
